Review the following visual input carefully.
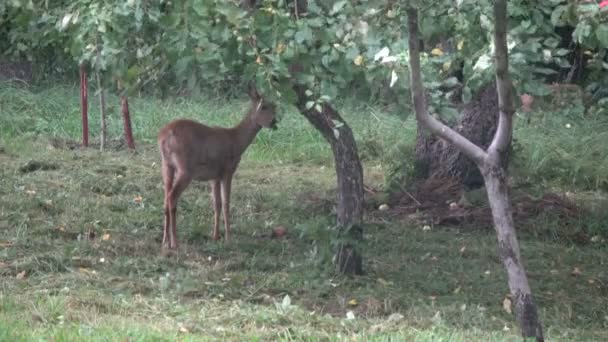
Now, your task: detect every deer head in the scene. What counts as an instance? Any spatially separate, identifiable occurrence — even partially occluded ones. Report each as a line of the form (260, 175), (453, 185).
(248, 86), (278, 130)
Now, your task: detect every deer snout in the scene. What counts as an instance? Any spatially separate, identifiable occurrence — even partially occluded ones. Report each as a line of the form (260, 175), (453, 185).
(269, 118), (278, 130)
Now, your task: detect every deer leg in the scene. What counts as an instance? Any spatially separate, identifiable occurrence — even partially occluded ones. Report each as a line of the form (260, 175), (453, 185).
(161, 164), (175, 249)
(220, 174), (233, 241)
(210, 180), (222, 240)
(166, 170), (192, 249)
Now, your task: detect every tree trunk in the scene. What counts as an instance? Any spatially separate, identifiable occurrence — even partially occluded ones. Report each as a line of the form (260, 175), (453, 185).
(96, 71), (107, 152)
(293, 85), (364, 275)
(406, 3), (544, 339)
(242, 0), (365, 275)
(481, 158), (543, 340)
(121, 96), (135, 149)
(414, 121), (436, 179)
(426, 83), (506, 189)
(287, 0), (364, 275)
(79, 64), (89, 148)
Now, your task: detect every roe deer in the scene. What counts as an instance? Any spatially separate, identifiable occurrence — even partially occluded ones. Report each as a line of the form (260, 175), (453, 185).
(158, 87), (277, 249)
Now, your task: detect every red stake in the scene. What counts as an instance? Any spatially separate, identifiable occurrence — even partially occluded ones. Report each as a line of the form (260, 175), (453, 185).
(80, 64), (89, 147)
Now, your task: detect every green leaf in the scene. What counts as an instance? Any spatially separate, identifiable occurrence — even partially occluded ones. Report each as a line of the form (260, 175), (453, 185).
(192, 0), (208, 16)
(572, 22), (591, 44)
(330, 1), (347, 16)
(321, 54), (331, 68)
(543, 37), (559, 48)
(60, 13), (73, 30)
(596, 24), (608, 47)
(320, 80), (338, 100)
(550, 5), (568, 26)
(442, 77), (459, 88)
(305, 101), (315, 110)
(308, 18), (324, 28)
(134, 5), (144, 29)
(295, 26), (313, 44)
(533, 67), (557, 75)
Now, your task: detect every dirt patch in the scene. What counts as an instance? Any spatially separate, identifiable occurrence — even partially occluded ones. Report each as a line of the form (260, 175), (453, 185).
(379, 176), (584, 233)
(300, 294), (391, 319)
(18, 160), (59, 173)
(47, 137), (82, 150)
(47, 137), (132, 152)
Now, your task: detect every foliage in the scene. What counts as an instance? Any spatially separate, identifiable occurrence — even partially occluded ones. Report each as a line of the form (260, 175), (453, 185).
(2, 0), (607, 107)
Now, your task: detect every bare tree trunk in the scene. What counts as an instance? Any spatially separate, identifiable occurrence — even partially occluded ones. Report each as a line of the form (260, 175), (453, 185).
(96, 70), (107, 152)
(482, 163), (543, 339)
(285, 0), (364, 275)
(79, 64), (89, 148)
(293, 86), (364, 275)
(95, 39), (107, 152)
(406, 2), (544, 340)
(121, 96), (135, 149)
(414, 121), (436, 179)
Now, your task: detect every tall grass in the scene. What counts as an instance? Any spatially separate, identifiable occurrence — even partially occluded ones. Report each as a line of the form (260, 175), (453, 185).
(1, 82), (608, 190)
(514, 106), (608, 191)
(0, 83), (407, 166)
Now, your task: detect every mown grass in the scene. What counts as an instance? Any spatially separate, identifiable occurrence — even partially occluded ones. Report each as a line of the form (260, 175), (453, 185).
(0, 83), (607, 341)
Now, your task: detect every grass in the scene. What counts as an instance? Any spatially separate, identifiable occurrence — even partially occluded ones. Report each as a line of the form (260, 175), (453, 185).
(0, 83), (607, 341)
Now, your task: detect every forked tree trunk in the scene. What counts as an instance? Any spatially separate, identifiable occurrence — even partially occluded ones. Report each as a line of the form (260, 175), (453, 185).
(425, 83), (505, 189)
(406, 3), (544, 340)
(293, 86), (364, 275)
(79, 64), (89, 148)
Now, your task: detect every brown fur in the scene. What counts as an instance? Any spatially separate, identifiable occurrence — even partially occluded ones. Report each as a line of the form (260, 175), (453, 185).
(158, 87), (276, 249)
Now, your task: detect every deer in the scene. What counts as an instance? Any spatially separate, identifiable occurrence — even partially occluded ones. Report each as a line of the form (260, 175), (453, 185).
(157, 86), (277, 250)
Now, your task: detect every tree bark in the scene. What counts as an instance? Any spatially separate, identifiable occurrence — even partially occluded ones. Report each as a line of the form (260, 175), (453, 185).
(96, 70), (107, 152)
(414, 121), (436, 179)
(79, 64), (89, 148)
(287, 0), (364, 275)
(242, 0), (365, 275)
(95, 39), (107, 152)
(406, 3), (544, 340)
(120, 96), (135, 149)
(482, 161), (543, 340)
(293, 85), (364, 275)
(427, 83), (506, 189)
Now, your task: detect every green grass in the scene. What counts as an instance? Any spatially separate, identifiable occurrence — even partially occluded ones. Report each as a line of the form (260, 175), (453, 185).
(0, 82), (408, 166)
(514, 106), (608, 191)
(0, 83), (607, 341)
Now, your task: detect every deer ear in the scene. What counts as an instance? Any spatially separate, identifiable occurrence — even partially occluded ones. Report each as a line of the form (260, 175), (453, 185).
(248, 84), (261, 102)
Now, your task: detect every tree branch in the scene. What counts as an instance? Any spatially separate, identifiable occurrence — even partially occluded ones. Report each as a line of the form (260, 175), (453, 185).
(406, 8), (487, 166)
(488, 0), (515, 157)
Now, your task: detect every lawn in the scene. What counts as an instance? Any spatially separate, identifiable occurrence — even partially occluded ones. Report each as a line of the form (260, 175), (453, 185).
(0, 84), (607, 341)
